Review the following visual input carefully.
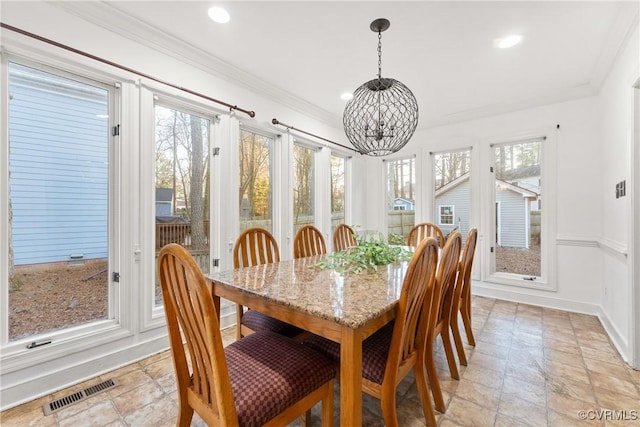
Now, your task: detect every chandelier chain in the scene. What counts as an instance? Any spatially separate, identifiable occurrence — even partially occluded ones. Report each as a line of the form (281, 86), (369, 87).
(377, 31), (382, 79)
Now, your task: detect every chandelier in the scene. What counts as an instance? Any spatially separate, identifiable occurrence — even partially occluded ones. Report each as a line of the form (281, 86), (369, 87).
(343, 18), (419, 156)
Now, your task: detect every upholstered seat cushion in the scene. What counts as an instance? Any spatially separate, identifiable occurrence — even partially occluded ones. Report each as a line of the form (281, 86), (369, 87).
(304, 322), (394, 385)
(226, 331), (336, 427)
(241, 310), (304, 338)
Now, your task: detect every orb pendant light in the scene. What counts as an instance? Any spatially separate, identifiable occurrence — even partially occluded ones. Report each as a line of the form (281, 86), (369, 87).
(343, 18), (419, 156)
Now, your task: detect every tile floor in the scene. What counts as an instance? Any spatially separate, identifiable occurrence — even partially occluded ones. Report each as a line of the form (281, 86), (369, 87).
(2, 296), (639, 426)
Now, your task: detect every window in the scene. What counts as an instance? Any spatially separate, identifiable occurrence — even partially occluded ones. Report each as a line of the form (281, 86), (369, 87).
(439, 205), (454, 225)
(330, 154), (346, 235)
(433, 148), (471, 240)
(386, 157), (415, 243)
(492, 138), (542, 279)
(154, 104), (211, 306)
(293, 144), (315, 232)
(6, 62), (112, 340)
(239, 129), (273, 232)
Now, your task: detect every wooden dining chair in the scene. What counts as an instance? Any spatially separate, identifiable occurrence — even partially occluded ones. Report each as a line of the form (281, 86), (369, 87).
(293, 224), (327, 258)
(332, 224), (357, 252)
(233, 227), (302, 340)
(450, 228), (478, 365)
(158, 243), (336, 427)
(407, 222), (445, 249)
(304, 237), (440, 426)
(424, 230), (462, 413)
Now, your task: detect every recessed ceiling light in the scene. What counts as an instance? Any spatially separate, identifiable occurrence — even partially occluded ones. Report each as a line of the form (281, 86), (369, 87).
(494, 34), (522, 49)
(208, 6), (230, 24)
(340, 92), (353, 101)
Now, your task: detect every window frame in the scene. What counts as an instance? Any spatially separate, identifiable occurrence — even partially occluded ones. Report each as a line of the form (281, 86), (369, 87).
(438, 205), (455, 225)
(484, 133), (557, 291)
(0, 54), (127, 367)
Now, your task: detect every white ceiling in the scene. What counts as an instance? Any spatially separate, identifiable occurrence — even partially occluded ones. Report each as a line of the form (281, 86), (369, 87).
(54, 1), (638, 130)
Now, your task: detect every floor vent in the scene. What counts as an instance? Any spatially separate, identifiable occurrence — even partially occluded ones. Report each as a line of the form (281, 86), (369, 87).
(43, 378), (119, 416)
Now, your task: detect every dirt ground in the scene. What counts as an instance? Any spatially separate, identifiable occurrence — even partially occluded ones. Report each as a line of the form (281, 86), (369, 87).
(8, 243), (540, 340)
(496, 241), (541, 277)
(9, 260), (108, 340)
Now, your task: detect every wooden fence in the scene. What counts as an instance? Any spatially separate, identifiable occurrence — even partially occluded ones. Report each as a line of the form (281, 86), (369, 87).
(155, 221), (209, 251)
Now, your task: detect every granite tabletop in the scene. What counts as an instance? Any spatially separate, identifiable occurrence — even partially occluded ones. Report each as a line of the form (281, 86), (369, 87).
(207, 255), (410, 329)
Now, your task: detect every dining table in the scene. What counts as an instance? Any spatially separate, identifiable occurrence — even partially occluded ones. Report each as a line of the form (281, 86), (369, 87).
(206, 254), (411, 426)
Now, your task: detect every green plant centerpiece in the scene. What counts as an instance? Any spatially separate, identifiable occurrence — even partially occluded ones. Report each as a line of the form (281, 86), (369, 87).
(316, 231), (413, 274)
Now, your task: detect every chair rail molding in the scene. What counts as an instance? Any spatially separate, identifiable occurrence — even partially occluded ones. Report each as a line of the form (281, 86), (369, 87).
(556, 234), (627, 258)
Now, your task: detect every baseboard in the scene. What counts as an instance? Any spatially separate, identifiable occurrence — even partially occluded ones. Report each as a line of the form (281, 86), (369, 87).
(473, 284), (634, 365)
(0, 334), (170, 412)
(596, 306), (631, 364)
(473, 282), (600, 315)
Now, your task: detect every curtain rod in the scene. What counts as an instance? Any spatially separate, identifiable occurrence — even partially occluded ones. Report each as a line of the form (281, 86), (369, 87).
(271, 118), (360, 154)
(0, 22), (256, 118)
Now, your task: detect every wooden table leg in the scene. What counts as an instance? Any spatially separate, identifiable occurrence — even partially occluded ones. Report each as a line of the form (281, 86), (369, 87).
(340, 327), (362, 426)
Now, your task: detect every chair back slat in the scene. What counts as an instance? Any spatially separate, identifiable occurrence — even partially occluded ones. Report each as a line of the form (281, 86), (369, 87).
(333, 224), (357, 251)
(429, 231), (462, 331)
(407, 222), (445, 248)
(454, 228), (478, 307)
(233, 228), (280, 268)
(158, 244), (237, 425)
(385, 237), (439, 382)
(293, 225), (327, 258)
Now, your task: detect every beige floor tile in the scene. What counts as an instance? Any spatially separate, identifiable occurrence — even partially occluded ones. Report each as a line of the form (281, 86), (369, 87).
(543, 326), (576, 342)
(502, 374), (546, 408)
(2, 299), (635, 427)
(111, 381), (165, 417)
(589, 371), (638, 398)
(0, 402), (56, 427)
(545, 358), (591, 385)
(505, 358), (547, 387)
(498, 393), (547, 427)
(461, 364), (504, 390)
(468, 352), (508, 374)
(105, 369), (153, 398)
(544, 337), (582, 355)
(584, 359), (635, 382)
(53, 391), (110, 421)
(548, 409), (602, 426)
(593, 386), (640, 411)
(142, 355), (175, 380)
(544, 348), (585, 368)
(58, 400), (119, 427)
(122, 397), (179, 427)
(474, 341), (510, 360)
(442, 396), (497, 427)
(581, 346), (624, 365)
(547, 376), (597, 404)
(495, 413), (541, 427)
(454, 378), (501, 410)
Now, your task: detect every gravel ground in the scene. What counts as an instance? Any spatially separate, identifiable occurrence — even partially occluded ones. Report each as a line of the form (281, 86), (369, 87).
(9, 260), (108, 340)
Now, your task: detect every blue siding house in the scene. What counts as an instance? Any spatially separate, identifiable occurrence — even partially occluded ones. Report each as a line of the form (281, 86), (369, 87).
(9, 63), (109, 265)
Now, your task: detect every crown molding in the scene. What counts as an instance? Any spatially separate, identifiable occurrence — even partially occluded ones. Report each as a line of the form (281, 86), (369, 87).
(589, 2), (640, 91)
(420, 83), (597, 130)
(51, 1), (341, 127)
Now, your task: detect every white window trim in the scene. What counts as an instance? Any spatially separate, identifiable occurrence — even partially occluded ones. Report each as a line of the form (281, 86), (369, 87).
(438, 205), (455, 226)
(483, 131), (557, 291)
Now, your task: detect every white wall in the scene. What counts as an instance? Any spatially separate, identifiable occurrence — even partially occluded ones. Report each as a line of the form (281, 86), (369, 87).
(0, 1), (356, 410)
(357, 22), (640, 365)
(597, 22), (639, 362)
(361, 95), (605, 312)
